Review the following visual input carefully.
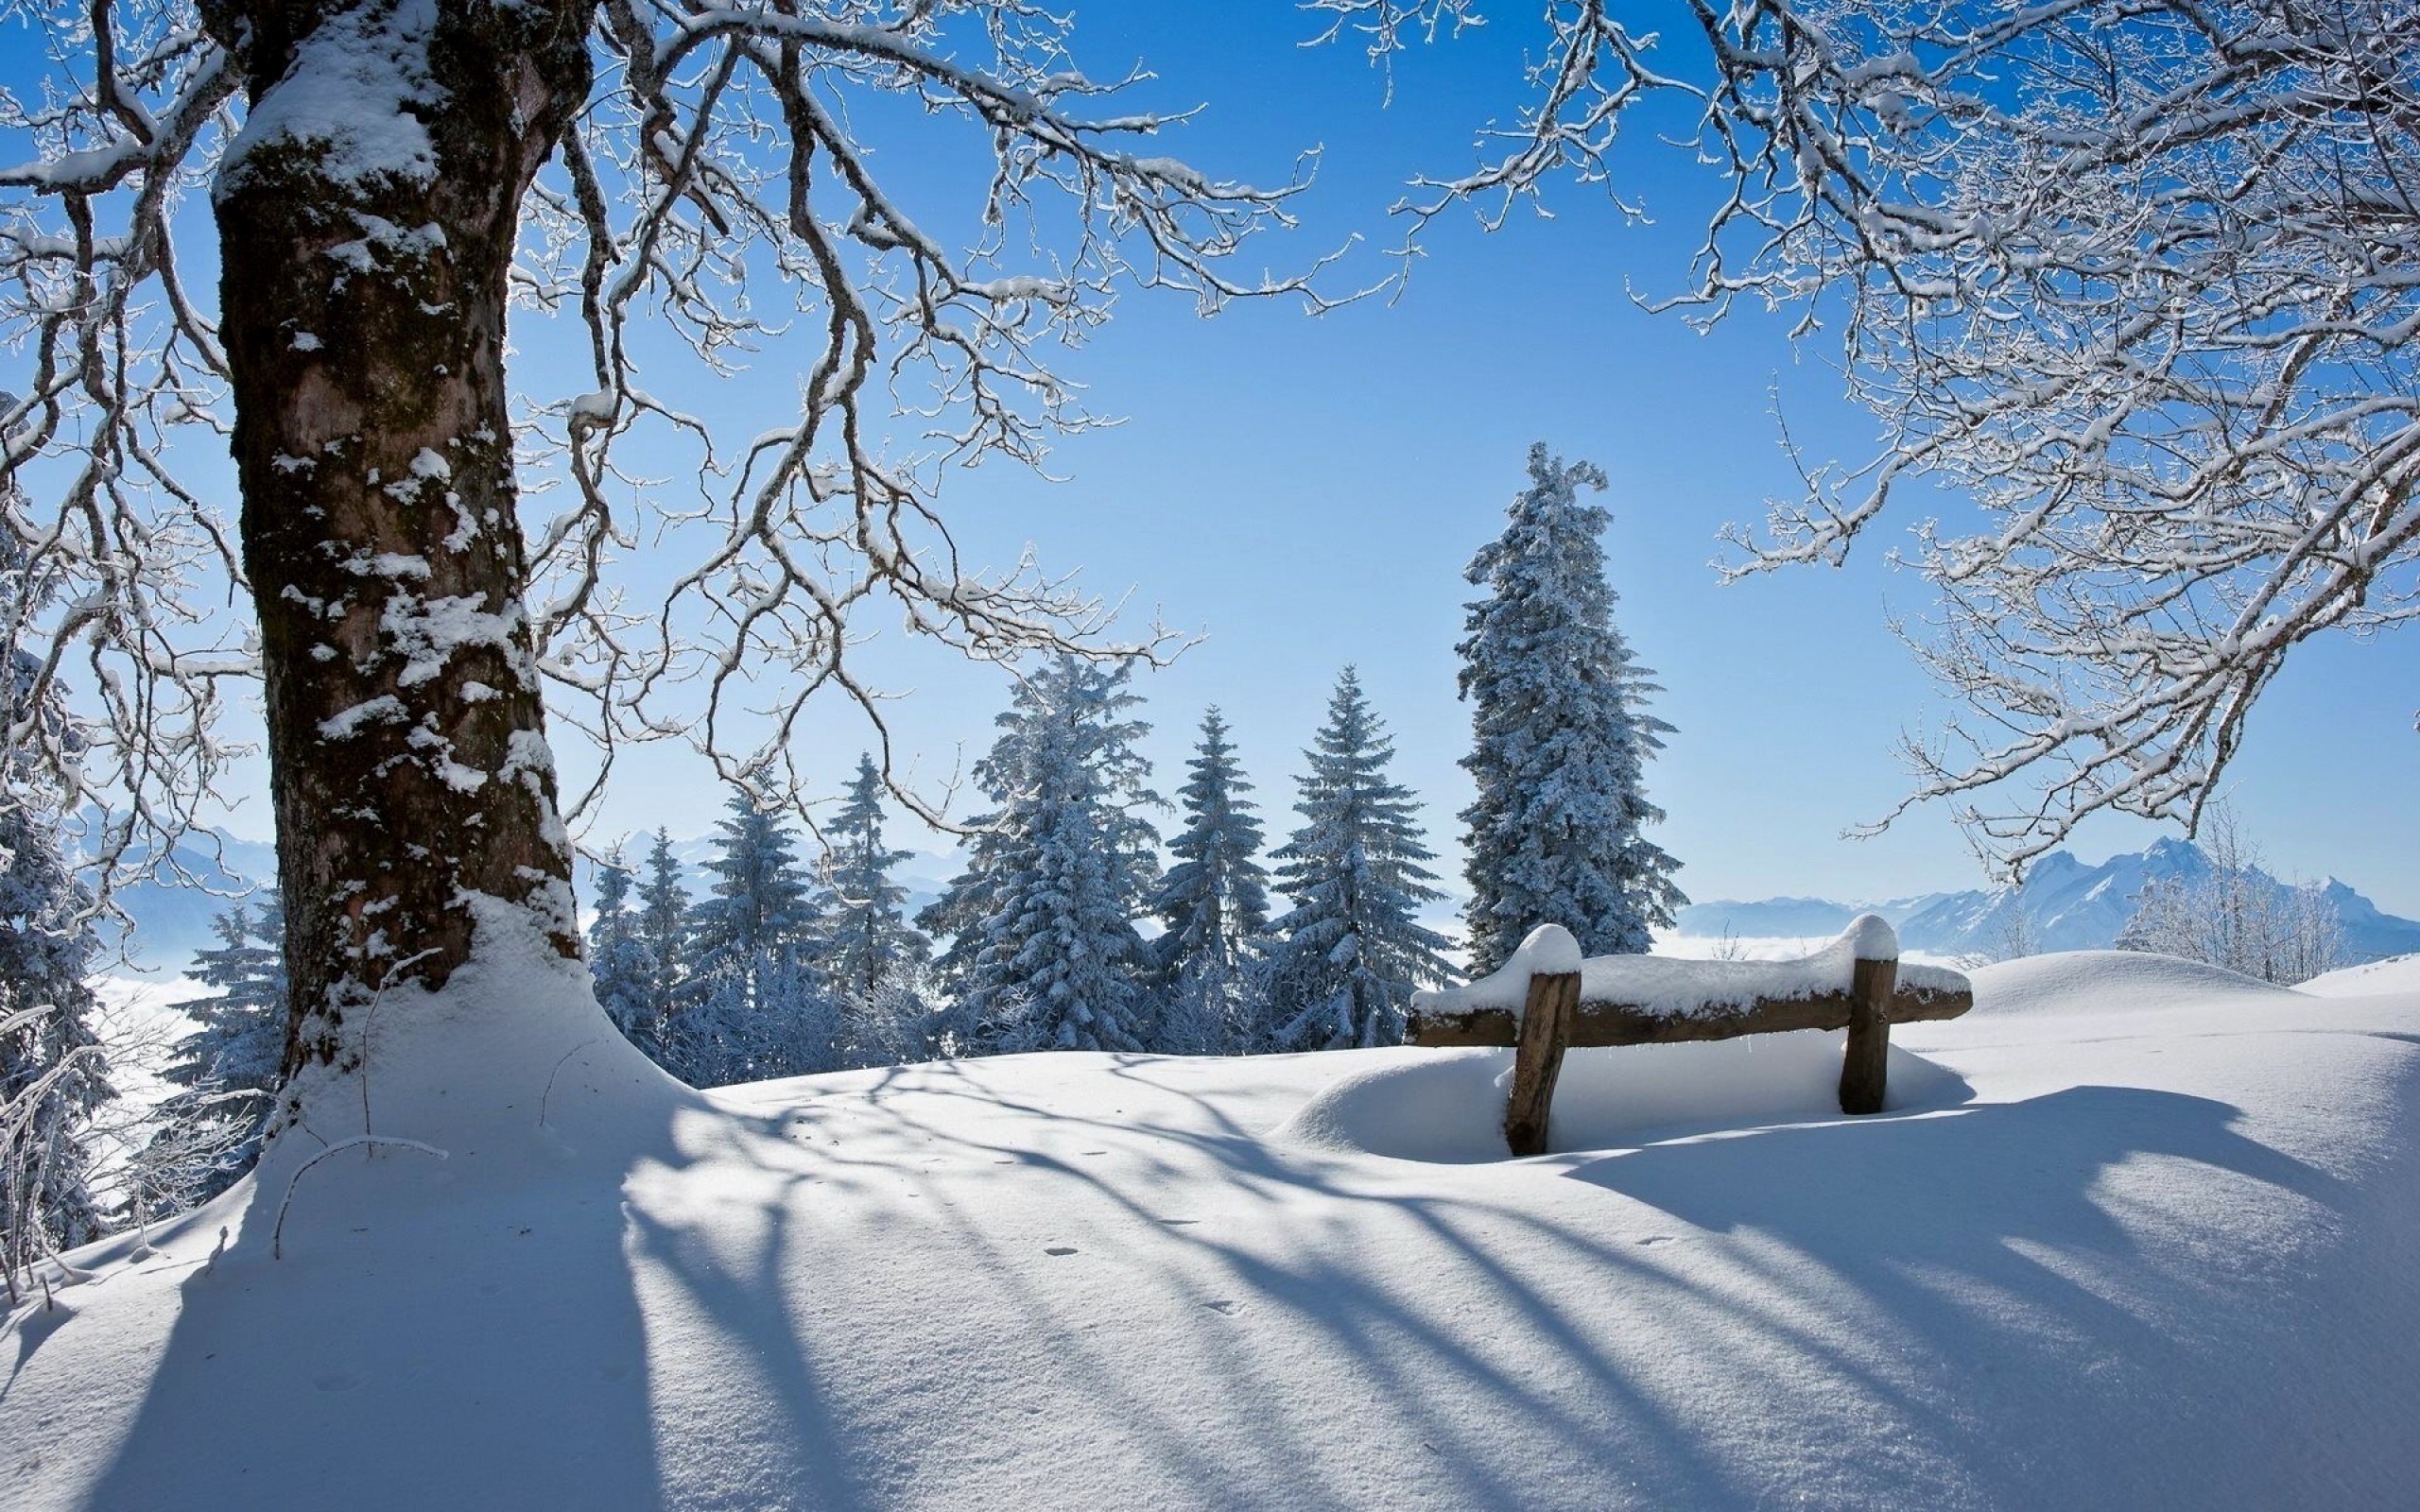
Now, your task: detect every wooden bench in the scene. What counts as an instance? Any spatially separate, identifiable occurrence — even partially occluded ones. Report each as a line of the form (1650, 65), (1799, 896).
(1406, 918), (1974, 1156)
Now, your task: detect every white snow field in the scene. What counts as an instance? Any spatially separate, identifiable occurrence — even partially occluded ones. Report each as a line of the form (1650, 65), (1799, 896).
(2302, 952), (2420, 999)
(8, 946), (2420, 1509)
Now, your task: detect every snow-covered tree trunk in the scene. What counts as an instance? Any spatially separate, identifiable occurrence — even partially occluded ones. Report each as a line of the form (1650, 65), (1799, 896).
(208, 0), (595, 1104)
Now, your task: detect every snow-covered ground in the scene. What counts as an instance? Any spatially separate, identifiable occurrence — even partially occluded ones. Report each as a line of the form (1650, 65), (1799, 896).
(2300, 952), (2420, 999)
(80, 977), (203, 1211)
(8, 950), (2418, 1508)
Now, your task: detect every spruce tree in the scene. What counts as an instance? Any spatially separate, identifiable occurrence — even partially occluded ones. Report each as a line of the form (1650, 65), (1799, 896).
(814, 755), (934, 1066)
(671, 790), (832, 1084)
(924, 659), (1161, 1054)
(144, 896), (288, 1213)
(588, 848), (661, 1057)
(1258, 668), (1455, 1051)
(1458, 443), (1686, 973)
(1150, 709), (1271, 1054)
(634, 829), (691, 1044)
(0, 549), (111, 1287)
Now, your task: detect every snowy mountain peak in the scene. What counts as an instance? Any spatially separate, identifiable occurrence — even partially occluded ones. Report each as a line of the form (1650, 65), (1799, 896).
(1676, 840), (2420, 964)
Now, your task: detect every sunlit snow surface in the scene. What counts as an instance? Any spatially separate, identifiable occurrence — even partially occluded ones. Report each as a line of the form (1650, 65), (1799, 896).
(8, 951), (2419, 1509)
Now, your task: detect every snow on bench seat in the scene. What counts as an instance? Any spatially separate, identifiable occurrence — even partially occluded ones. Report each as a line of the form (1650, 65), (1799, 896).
(1407, 918), (1973, 1050)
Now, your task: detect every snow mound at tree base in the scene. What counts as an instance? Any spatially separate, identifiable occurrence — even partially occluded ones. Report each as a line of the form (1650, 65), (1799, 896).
(1275, 1034), (1972, 1162)
(9, 953), (2420, 1510)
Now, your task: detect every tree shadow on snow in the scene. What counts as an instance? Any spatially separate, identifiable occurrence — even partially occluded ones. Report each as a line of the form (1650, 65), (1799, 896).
(1560, 1085), (2386, 1505)
(44, 1056), (2418, 1511)
(62, 1078), (874, 1512)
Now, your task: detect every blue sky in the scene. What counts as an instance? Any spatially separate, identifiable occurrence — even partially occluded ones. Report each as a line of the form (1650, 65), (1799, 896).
(548, 4), (2417, 912)
(10, 4), (2413, 914)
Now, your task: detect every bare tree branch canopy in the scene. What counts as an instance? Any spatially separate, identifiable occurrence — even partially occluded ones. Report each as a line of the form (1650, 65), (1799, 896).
(2, 0), (1337, 1123)
(1343, 0), (2419, 871)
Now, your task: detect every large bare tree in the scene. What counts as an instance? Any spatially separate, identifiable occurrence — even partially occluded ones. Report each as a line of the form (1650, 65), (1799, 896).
(2, 0), (1329, 1143)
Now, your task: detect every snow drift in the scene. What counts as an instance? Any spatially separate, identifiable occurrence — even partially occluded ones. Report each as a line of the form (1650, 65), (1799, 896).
(5, 949), (2418, 1509)
(1275, 1033), (1972, 1162)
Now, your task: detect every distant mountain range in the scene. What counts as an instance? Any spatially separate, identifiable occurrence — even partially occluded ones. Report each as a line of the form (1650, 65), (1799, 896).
(89, 825), (969, 978)
(97, 829), (2420, 979)
(91, 828), (283, 978)
(1675, 838), (2420, 964)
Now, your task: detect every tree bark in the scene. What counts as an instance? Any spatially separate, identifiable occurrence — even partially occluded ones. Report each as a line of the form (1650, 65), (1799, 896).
(208, 0), (596, 1110)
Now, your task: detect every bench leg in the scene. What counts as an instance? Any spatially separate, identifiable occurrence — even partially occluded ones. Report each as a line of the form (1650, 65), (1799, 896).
(1839, 954), (1896, 1115)
(1504, 971), (1579, 1156)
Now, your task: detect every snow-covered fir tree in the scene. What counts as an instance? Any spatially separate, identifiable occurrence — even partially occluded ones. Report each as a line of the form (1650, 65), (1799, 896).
(1257, 668), (1456, 1051)
(1151, 709), (1271, 1054)
(634, 830), (691, 1043)
(1459, 443), (1687, 973)
(0, 546), (111, 1290)
(142, 895), (288, 1214)
(814, 755), (935, 1066)
(670, 791), (834, 1085)
(923, 659), (1161, 1054)
(587, 849), (662, 1057)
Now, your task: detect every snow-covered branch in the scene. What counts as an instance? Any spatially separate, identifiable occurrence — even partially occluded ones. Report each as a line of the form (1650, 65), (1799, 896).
(0, 0), (249, 908)
(1357, 0), (2420, 870)
(3, 0), (1352, 869)
(514, 0), (1351, 831)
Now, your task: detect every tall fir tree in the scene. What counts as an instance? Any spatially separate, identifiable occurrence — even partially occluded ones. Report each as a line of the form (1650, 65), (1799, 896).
(1257, 668), (1455, 1051)
(922, 659), (1161, 1054)
(587, 847), (662, 1057)
(634, 829), (691, 1043)
(671, 790), (833, 1085)
(1151, 709), (1271, 1054)
(814, 755), (934, 1065)
(0, 540), (111, 1287)
(1458, 443), (1686, 973)
(144, 895), (288, 1213)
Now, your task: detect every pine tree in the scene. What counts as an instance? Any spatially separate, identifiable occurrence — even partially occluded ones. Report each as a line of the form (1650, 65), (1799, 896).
(634, 829), (691, 1043)
(1257, 668), (1455, 1051)
(142, 895), (289, 1214)
(814, 755), (935, 1066)
(1458, 443), (1686, 974)
(588, 848), (662, 1057)
(1150, 709), (1271, 1054)
(0, 546), (112, 1291)
(924, 659), (1161, 1054)
(670, 790), (833, 1084)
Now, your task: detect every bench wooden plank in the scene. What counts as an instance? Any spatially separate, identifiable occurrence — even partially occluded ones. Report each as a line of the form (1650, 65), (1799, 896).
(1406, 978), (1973, 1051)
